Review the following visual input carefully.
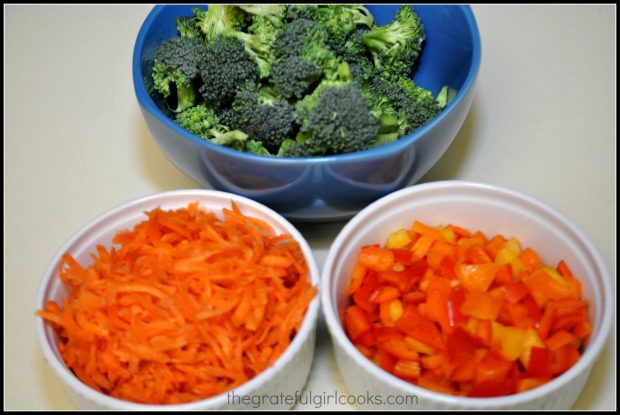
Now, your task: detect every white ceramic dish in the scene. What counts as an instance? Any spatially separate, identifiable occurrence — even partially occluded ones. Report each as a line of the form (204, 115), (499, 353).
(321, 180), (613, 410)
(35, 189), (320, 410)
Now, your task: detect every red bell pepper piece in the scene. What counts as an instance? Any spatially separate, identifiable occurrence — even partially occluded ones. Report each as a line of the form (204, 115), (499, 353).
(503, 281), (530, 304)
(391, 248), (413, 265)
(527, 346), (551, 378)
(345, 305), (371, 340)
(447, 288), (467, 328)
(395, 305), (446, 351)
(468, 379), (516, 397)
(353, 285), (378, 313)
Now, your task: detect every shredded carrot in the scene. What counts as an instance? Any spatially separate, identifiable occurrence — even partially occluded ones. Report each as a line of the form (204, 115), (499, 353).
(344, 220), (590, 398)
(37, 201), (316, 405)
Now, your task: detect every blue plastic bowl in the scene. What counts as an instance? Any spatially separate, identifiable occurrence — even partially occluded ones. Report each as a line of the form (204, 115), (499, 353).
(133, 5), (481, 222)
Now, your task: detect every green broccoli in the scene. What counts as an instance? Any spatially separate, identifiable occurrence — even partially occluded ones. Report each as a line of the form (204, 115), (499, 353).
(284, 5), (373, 49)
(176, 15), (203, 39)
(225, 23), (277, 79)
(306, 83), (380, 154)
(244, 139), (273, 156)
(276, 138), (325, 158)
(270, 18), (341, 97)
(198, 35), (259, 109)
(293, 64), (381, 155)
(362, 6), (425, 77)
(174, 103), (249, 148)
(237, 5), (286, 29)
(228, 87), (296, 153)
(193, 5), (248, 42)
(152, 5), (450, 158)
(191, 5), (283, 79)
(151, 36), (207, 112)
(316, 5), (374, 55)
(174, 103), (219, 139)
(436, 85), (459, 109)
(207, 125), (248, 148)
(270, 56), (323, 99)
(365, 74), (442, 138)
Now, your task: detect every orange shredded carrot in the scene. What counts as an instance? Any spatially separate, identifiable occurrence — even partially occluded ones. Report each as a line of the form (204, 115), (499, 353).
(37, 201), (316, 405)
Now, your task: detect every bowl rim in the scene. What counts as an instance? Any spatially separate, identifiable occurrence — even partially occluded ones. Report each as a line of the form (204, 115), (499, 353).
(132, 4), (482, 164)
(35, 189), (321, 410)
(321, 180), (613, 408)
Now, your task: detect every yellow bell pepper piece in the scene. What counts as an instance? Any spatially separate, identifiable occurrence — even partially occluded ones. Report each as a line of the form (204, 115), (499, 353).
(386, 229), (412, 249)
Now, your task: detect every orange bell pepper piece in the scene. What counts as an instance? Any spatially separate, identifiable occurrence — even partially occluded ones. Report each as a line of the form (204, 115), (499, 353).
(461, 290), (503, 320)
(456, 263), (500, 292)
(359, 245), (395, 272)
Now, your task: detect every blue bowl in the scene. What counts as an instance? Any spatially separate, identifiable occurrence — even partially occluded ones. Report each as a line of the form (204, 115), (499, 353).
(133, 5), (482, 222)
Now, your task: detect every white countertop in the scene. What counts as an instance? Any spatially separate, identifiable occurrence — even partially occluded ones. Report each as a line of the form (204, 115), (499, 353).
(5, 4), (615, 410)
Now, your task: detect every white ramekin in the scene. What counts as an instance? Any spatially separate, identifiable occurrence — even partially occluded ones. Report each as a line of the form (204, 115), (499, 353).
(35, 190), (320, 410)
(322, 180), (613, 410)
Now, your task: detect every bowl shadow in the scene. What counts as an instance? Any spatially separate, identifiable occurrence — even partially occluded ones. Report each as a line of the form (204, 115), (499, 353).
(418, 100), (479, 183)
(133, 108), (204, 191)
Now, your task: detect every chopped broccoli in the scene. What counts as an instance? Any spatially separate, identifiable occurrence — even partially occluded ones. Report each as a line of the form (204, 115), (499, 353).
(365, 74), (442, 137)
(437, 85), (459, 109)
(337, 27), (376, 84)
(193, 5), (248, 42)
(270, 56), (323, 99)
(294, 65), (381, 155)
(207, 125), (248, 148)
(174, 104), (219, 139)
(284, 5), (373, 51)
(237, 5), (286, 28)
(226, 25), (276, 79)
(198, 35), (259, 109)
(277, 138), (326, 158)
(176, 15), (203, 39)
(244, 139), (272, 156)
(228, 87), (296, 153)
(152, 5), (451, 157)
(178, 6), (280, 79)
(271, 18), (341, 96)
(152, 36), (207, 112)
(362, 6), (425, 77)
(304, 83), (379, 154)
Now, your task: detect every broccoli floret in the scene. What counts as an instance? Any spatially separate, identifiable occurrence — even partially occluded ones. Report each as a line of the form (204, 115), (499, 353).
(228, 88), (296, 153)
(365, 75), (442, 136)
(207, 125), (248, 148)
(436, 85), (458, 109)
(294, 69), (380, 155)
(270, 56), (323, 99)
(276, 138), (326, 158)
(362, 6), (425, 77)
(175, 104), (219, 139)
(336, 27), (376, 84)
(271, 18), (341, 94)
(237, 5), (286, 28)
(244, 139), (272, 156)
(176, 15), (203, 39)
(174, 103), (248, 149)
(226, 23), (277, 79)
(305, 83), (379, 154)
(318, 5), (374, 54)
(198, 35), (259, 109)
(193, 5), (248, 42)
(152, 36), (208, 112)
(284, 5), (373, 52)
(191, 6), (283, 79)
